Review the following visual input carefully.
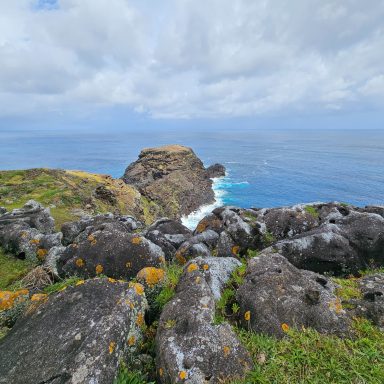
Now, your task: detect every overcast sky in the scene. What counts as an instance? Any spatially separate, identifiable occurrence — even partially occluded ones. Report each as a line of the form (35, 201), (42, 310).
(0, 0), (383, 125)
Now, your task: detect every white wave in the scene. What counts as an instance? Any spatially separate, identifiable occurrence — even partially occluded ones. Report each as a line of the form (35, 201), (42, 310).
(181, 177), (227, 230)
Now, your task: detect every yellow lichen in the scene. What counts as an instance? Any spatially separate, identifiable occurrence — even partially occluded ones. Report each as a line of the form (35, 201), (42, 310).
(75, 258), (85, 268)
(195, 276), (201, 284)
(109, 341), (116, 354)
(87, 234), (97, 245)
(175, 251), (187, 265)
(131, 236), (142, 245)
(244, 311), (251, 321)
(281, 323), (290, 332)
(231, 245), (240, 256)
(128, 335), (136, 346)
(196, 222), (207, 233)
(158, 256), (166, 264)
(29, 239), (40, 245)
(159, 368), (164, 377)
(76, 280), (85, 286)
(108, 278), (117, 283)
(203, 264), (209, 271)
(125, 261), (132, 269)
(187, 263), (198, 273)
(179, 371), (187, 380)
(36, 248), (48, 260)
(0, 290), (29, 311)
(31, 293), (48, 302)
(136, 312), (144, 327)
(125, 299), (135, 309)
(223, 346), (230, 356)
(137, 267), (165, 287)
(95, 264), (103, 274)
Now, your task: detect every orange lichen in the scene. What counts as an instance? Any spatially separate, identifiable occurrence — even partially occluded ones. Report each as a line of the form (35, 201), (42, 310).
(31, 293), (48, 302)
(137, 267), (165, 287)
(87, 234), (97, 245)
(76, 280), (85, 286)
(131, 236), (142, 245)
(29, 239), (40, 245)
(329, 298), (343, 314)
(0, 290), (29, 310)
(223, 346), (231, 356)
(136, 312), (144, 327)
(95, 264), (103, 274)
(128, 335), (136, 346)
(179, 371), (187, 380)
(129, 283), (144, 295)
(108, 278), (117, 283)
(203, 264), (209, 271)
(75, 258), (85, 268)
(159, 368), (164, 377)
(231, 245), (240, 255)
(187, 263), (198, 273)
(36, 248), (48, 260)
(281, 323), (290, 332)
(244, 311), (251, 321)
(109, 341), (116, 354)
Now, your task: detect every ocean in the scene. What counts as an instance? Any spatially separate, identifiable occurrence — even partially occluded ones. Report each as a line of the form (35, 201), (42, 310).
(1, 127), (383, 228)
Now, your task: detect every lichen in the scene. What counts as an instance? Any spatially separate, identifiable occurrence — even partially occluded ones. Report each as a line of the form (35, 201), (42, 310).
(95, 264), (103, 274)
(137, 267), (165, 287)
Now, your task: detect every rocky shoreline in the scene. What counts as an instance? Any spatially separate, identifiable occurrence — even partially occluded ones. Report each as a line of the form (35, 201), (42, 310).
(0, 146), (383, 383)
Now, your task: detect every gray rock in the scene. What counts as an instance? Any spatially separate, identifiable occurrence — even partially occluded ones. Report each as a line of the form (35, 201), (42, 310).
(0, 279), (148, 384)
(236, 253), (350, 338)
(44, 246), (66, 277)
(206, 163), (226, 179)
(156, 258), (252, 383)
(59, 222), (165, 280)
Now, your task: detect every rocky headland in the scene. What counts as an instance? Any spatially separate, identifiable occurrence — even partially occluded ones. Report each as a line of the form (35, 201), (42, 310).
(0, 146), (383, 384)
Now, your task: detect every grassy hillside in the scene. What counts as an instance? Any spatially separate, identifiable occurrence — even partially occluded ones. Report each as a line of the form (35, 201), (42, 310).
(0, 168), (163, 228)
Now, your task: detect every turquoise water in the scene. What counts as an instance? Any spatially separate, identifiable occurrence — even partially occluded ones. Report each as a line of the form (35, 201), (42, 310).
(1, 127), (383, 211)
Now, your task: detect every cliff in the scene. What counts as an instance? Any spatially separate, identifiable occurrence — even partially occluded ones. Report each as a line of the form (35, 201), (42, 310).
(122, 145), (217, 219)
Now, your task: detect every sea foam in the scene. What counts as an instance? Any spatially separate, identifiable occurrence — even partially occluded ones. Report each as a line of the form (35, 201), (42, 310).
(181, 176), (228, 230)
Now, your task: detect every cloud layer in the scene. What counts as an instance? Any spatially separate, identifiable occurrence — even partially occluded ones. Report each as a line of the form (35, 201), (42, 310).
(1, 0), (383, 119)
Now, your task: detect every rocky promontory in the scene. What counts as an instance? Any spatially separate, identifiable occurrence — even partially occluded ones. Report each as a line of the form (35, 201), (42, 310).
(0, 146), (383, 384)
(123, 145), (220, 219)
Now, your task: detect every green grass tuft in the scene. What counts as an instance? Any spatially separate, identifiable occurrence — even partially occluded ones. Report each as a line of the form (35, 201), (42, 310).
(304, 205), (319, 219)
(114, 363), (154, 384)
(233, 318), (384, 384)
(43, 276), (83, 294)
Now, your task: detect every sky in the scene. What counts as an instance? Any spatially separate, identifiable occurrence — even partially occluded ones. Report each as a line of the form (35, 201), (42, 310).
(0, 0), (383, 129)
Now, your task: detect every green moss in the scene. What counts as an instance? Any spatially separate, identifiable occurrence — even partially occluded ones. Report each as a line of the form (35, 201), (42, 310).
(43, 276), (83, 294)
(304, 205), (319, 219)
(0, 247), (35, 290)
(332, 277), (363, 301)
(0, 327), (10, 340)
(262, 231), (276, 246)
(246, 249), (259, 258)
(154, 263), (183, 310)
(233, 318), (384, 384)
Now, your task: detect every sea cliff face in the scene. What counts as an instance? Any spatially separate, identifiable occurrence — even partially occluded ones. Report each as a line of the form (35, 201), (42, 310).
(0, 146), (383, 384)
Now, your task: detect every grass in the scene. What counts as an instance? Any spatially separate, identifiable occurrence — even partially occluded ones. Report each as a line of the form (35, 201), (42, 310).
(114, 363), (155, 384)
(43, 276), (83, 294)
(233, 318), (384, 384)
(0, 247), (35, 290)
(262, 231), (276, 246)
(332, 277), (363, 302)
(304, 205), (320, 219)
(154, 263), (183, 310)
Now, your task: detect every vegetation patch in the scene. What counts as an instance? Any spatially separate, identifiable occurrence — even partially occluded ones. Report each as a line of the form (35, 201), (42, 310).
(0, 247), (35, 290)
(43, 276), (83, 294)
(262, 231), (276, 246)
(304, 205), (319, 219)
(114, 363), (155, 384)
(233, 318), (384, 384)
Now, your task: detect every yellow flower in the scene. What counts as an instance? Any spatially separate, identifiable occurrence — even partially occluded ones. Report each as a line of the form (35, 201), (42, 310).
(108, 278), (117, 283)
(281, 323), (290, 332)
(179, 371), (187, 380)
(244, 311), (251, 321)
(95, 264), (103, 274)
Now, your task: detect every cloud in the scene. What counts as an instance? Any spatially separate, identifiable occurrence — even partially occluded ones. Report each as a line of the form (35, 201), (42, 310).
(0, 0), (383, 119)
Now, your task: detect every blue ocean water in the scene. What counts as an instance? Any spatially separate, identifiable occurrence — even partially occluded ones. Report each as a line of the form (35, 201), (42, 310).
(1, 127), (383, 214)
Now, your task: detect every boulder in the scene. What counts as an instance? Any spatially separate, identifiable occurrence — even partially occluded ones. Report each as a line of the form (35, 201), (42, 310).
(0, 201), (61, 262)
(122, 145), (216, 219)
(206, 163), (226, 179)
(269, 208), (384, 275)
(59, 222), (165, 280)
(0, 279), (148, 384)
(156, 257), (251, 384)
(355, 273), (384, 329)
(236, 253), (350, 338)
(93, 184), (117, 205)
